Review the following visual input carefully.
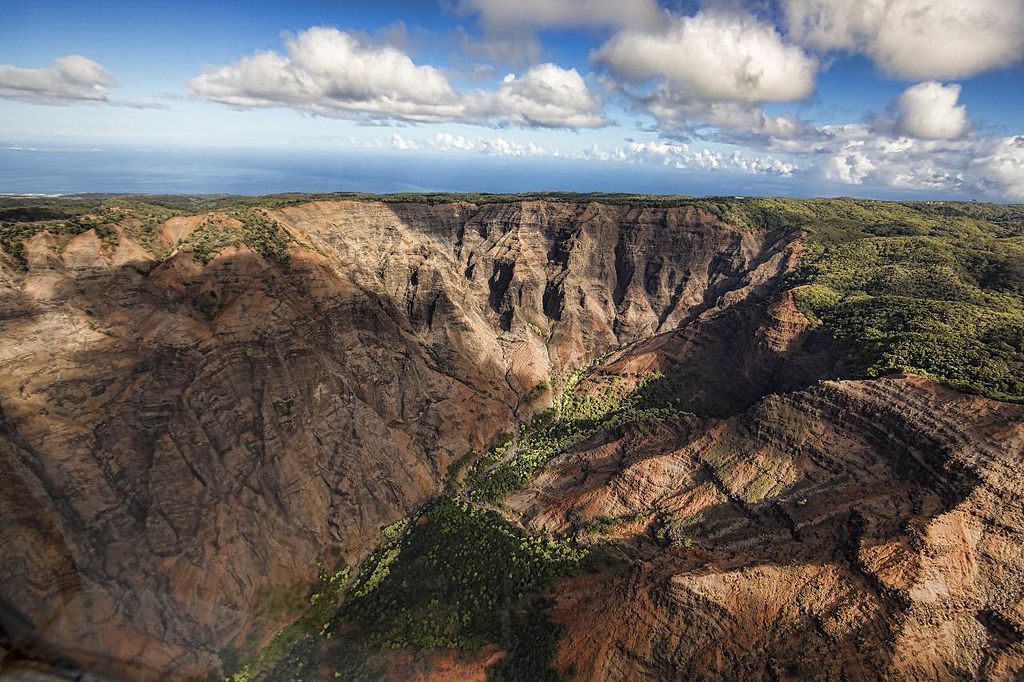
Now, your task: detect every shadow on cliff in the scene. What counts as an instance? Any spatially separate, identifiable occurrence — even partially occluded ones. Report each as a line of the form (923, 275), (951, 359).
(609, 291), (841, 419)
(541, 377), (1015, 680)
(552, 473), (986, 679)
(377, 201), (809, 375)
(0, 246), (522, 679)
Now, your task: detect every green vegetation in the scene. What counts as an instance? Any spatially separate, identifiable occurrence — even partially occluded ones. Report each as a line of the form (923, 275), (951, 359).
(653, 511), (707, 548)
(342, 497), (583, 650)
(5, 192), (1021, 677)
(444, 449), (481, 493)
(0, 195), (299, 266)
(0, 195), (191, 265)
(182, 209), (292, 266)
(104, 198), (188, 254)
(234, 497), (582, 680)
(466, 370), (688, 504)
(522, 379), (550, 404)
(581, 512), (649, 536)
(0, 213), (116, 265)
(781, 204), (1024, 402)
(486, 597), (565, 682)
(228, 565), (349, 681)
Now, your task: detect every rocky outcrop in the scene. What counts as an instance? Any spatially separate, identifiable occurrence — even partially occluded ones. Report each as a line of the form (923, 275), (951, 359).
(0, 201), (799, 678)
(509, 375), (1024, 680)
(270, 200), (801, 399)
(4, 198), (1018, 681)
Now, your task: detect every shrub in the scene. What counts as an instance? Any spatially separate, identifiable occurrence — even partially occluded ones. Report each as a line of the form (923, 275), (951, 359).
(342, 497), (584, 650)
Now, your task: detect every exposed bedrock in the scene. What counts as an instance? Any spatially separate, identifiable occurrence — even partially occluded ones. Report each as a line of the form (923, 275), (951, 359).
(509, 376), (1024, 680)
(0, 200), (801, 678)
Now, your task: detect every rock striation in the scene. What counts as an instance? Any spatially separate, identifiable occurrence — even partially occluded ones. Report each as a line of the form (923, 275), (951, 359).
(2, 198), (1020, 680)
(511, 375), (1024, 680)
(0, 200), (800, 678)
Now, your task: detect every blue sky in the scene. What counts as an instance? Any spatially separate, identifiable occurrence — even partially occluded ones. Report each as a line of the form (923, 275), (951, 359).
(1, 0), (1023, 198)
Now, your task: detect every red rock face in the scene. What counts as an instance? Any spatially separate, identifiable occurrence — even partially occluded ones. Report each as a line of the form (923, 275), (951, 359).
(512, 376), (1024, 680)
(3, 199), (1019, 681)
(0, 201), (798, 678)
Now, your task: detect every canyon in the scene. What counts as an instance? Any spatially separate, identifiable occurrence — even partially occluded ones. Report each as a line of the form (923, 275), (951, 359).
(0, 196), (1021, 680)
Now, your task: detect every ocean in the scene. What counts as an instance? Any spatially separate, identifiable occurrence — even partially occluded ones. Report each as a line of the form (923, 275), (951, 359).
(0, 144), (944, 199)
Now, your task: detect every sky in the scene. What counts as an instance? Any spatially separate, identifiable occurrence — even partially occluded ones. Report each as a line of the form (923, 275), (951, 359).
(1, 0), (1023, 199)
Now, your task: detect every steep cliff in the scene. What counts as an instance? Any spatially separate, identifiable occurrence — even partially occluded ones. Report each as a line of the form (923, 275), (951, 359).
(1, 196), (1021, 681)
(510, 375), (1024, 679)
(0, 199), (802, 678)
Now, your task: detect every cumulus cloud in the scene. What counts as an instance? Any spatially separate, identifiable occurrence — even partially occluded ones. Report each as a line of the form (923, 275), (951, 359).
(824, 145), (879, 184)
(428, 133), (548, 157)
(642, 94), (820, 141)
(893, 82), (970, 140)
(190, 27), (464, 121)
(820, 137), (967, 191)
(782, 0), (1024, 79)
(0, 55), (113, 105)
(814, 132), (1024, 200)
(190, 28), (604, 128)
(480, 137), (525, 156)
(433, 132), (478, 152)
(537, 138), (799, 175)
(454, 0), (662, 31)
(971, 136), (1024, 200)
(596, 11), (817, 104)
(492, 64), (604, 128)
(421, 131), (796, 175)
(714, 101), (1022, 200)
(594, 10), (817, 135)
(391, 133), (418, 150)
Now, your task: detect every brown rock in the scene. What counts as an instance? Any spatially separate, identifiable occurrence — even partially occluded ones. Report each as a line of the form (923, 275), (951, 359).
(2, 199), (1019, 681)
(513, 376), (1024, 680)
(0, 200), (797, 678)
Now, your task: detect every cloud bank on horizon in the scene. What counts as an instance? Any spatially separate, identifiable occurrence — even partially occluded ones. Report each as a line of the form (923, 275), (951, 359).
(1, 0), (1023, 199)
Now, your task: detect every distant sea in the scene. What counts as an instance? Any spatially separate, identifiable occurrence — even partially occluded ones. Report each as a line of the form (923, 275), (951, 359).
(0, 144), (953, 199)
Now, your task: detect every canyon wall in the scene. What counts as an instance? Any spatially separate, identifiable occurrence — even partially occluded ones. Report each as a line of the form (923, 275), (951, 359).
(513, 375), (1024, 679)
(0, 201), (799, 677)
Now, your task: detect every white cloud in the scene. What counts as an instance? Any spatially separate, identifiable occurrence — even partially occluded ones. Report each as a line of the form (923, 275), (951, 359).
(412, 125), (1024, 200)
(584, 140), (798, 175)
(480, 137), (525, 156)
(428, 134), (549, 157)
(816, 134), (1024, 199)
(190, 27), (464, 122)
(455, 0), (662, 31)
(594, 10), (817, 136)
(824, 145), (879, 184)
(730, 106), (1023, 200)
(596, 11), (817, 105)
(971, 136), (1024, 200)
(391, 133), (418, 150)
(191, 28), (604, 128)
(641, 93), (819, 140)
(0, 55), (113, 105)
(822, 138), (966, 191)
(491, 64), (604, 128)
(433, 132), (478, 152)
(423, 132), (796, 175)
(782, 0), (1024, 79)
(893, 82), (969, 140)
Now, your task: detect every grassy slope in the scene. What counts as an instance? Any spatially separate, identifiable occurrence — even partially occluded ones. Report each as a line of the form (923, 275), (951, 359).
(767, 198), (1024, 402)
